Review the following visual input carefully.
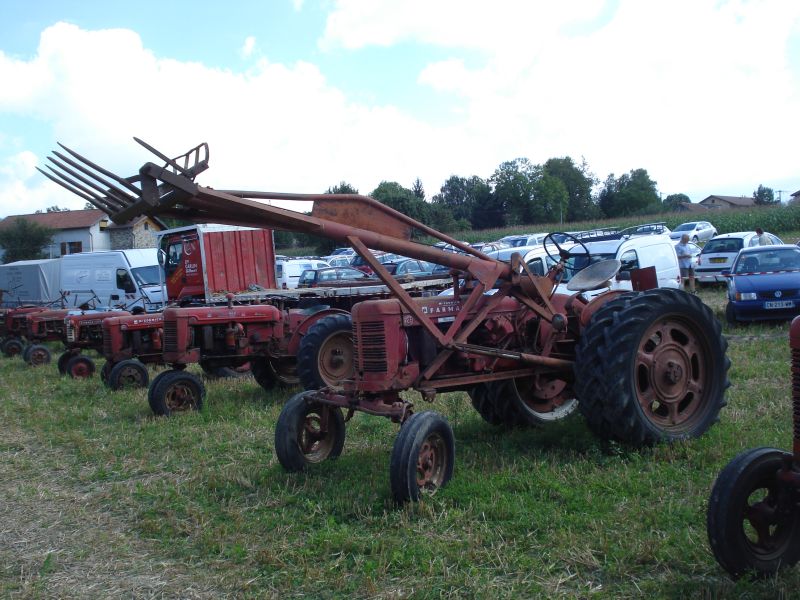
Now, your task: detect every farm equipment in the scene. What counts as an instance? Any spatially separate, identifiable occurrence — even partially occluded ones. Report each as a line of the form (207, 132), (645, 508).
(21, 308), (72, 366)
(59, 308), (131, 377)
(100, 312), (164, 390)
(707, 315), (800, 578)
(1, 305), (50, 357)
(41, 138), (731, 502)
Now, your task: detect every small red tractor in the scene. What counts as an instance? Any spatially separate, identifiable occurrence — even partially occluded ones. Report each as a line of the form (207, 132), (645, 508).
(707, 315), (800, 578)
(59, 308), (132, 378)
(1, 305), (50, 357)
(42, 139), (731, 502)
(100, 312), (164, 390)
(21, 307), (72, 366)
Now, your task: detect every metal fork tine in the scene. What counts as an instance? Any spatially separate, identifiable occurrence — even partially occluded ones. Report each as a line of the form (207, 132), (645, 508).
(57, 142), (143, 195)
(48, 154), (129, 210)
(133, 137), (189, 176)
(37, 167), (115, 214)
(44, 165), (119, 213)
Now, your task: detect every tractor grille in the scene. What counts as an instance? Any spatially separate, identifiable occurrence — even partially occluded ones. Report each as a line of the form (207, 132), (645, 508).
(65, 321), (77, 343)
(353, 321), (387, 373)
(163, 320), (178, 353)
(102, 332), (113, 357)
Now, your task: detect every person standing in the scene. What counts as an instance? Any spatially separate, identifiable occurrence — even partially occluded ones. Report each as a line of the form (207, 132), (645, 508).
(675, 233), (696, 294)
(756, 227), (774, 245)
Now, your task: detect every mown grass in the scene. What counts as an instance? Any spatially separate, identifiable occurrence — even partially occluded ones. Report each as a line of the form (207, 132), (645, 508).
(2, 286), (800, 598)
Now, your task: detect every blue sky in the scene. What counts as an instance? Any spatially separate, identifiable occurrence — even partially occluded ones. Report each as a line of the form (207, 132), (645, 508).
(1, 0), (800, 218)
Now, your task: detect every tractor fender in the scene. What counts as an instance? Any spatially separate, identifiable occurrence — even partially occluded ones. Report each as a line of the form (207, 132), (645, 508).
(286, 308), (350, 355)
(578, 289), (631, 329)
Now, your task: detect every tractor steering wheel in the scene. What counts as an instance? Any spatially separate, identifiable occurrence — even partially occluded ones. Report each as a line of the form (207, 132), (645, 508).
(543, 232), (590, 270)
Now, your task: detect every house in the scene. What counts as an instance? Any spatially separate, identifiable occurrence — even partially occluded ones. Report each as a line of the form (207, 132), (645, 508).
(676, 202), (710, 213)
(699, 195), (756, 210)
(0, 209), (167, 261)
(790, 189), (800, 205)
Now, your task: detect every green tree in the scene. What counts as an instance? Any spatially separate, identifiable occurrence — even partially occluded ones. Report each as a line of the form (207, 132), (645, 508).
(411, 178), (425, 200)
(371, 181), (428, 226)
(0, 219), (55, 263)
(663, 193), (691, 211)
(753, 184), (777, 205)
(543, 157), (598, 222)
(531, 173), (569, 224)
(598, 169), (661, 218)
(490, 159), (537, 226)
(432, 175), (484, 224)
(326, 181), (359, 195)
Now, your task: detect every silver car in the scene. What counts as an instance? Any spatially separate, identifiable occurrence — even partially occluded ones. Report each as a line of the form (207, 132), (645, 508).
(669, 221), (718, 243)
(696, 231), (783, 283)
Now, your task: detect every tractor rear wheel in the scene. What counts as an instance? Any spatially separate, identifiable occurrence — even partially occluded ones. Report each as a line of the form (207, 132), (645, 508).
(148, 370), (205, 416)
(275, 391), (345, 471)
(147, 369), (173, 406)
(2, 338), (24, 358)
(390, 411), (454, 503)
(108, 359), (149, 390)
(252, 357), (299, 392)
(707, 447), (800, 578)
(297, 314), (354, 391)
(468, 382), (524, 426)
(26, 344), (52, 367)
(22, 344), (33, 363)
(574, 289), (729, 445)
(65, 355), (95, 379)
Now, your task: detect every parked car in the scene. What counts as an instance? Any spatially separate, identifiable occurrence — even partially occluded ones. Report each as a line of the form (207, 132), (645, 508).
(275, 258), (331, 289)
(669, 221), (717, 243)
(470, 242), (506, 253)
(696, 231), (783, 283)
(297, 266), (375, 288)
(382, 259), (434, 281)
(496, 233), (548, 248)
(723, 245), (800, 323)
(325, 255), (353, 267)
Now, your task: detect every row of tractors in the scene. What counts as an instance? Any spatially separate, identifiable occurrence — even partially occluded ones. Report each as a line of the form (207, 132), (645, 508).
(34, 137), (800, 580)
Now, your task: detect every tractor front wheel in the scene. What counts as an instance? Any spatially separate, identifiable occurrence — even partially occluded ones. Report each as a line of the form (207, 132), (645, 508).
(26, 344), (52, 367)
(65, 355), (95, 379)
(148, 370), (205, 416)
(108, 359), (149, 390)
(707, 447), (800, 578)
(390, 411), (454, 503)
(275, 391), (345, 471)
(574, 289), (729, 445)
(297, 314), (354, 391)
(1, 338), (24, 358)
(58, 351), (76, 375)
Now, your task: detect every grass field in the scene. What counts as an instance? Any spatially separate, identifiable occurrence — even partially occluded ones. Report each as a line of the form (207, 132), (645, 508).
(2, 286), (800, 598)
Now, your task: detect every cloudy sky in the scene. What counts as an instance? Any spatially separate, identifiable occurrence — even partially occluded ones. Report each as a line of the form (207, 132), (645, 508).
(1, 0), (799, 219)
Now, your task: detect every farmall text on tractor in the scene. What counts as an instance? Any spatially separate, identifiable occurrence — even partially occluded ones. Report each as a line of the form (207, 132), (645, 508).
(40, 138), (731, 503)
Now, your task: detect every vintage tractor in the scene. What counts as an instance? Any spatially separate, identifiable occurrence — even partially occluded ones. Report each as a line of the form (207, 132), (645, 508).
(1, 305), (49, 357)
(100, 312), (164, 390)
(706, 315), (800, 578)
(59, 308), (131, 378)
(21, 308), (72, 366)
(41, 138), (731, 502)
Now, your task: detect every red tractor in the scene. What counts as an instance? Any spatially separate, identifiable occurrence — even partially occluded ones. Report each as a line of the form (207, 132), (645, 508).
(59, 309), (131, 378)
(706, 315), (800, 578)
(21, 308), (72, 366)
(42, 139), (731, 503)
(100, 312), (165, 390)
(1, 305), (49, 357)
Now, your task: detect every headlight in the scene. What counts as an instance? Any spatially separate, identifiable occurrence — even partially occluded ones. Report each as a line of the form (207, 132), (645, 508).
(736, 292), (757, 301)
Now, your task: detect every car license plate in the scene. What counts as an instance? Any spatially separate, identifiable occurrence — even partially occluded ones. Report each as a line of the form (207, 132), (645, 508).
(710, 257), (727, 264)
(765, 300), (794, 309)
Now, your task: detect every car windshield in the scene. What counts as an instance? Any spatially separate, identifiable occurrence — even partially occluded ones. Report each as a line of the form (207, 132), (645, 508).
(736, 249), (800, 273)
(674, 223), (697, 232)
(559, 252), (615, 283)
(703, 238), (743, 254)
(131, 265), (161, 286)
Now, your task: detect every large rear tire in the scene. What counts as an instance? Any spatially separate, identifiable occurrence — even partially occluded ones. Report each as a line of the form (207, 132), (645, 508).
(297, 314), (354, 391)
(707, 447), (800, 578)
(574, 289), (729, 445)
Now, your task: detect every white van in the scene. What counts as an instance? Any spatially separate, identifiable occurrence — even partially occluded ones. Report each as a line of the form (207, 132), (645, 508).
(275, 258), (331, 289)
(60, 249), (165, 312)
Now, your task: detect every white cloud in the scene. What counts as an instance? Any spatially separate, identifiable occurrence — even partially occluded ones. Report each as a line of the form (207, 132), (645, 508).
(240, 36), (257, 59)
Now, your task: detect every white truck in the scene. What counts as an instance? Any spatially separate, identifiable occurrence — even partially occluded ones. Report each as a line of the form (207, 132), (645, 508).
(59, 249), (165, 312)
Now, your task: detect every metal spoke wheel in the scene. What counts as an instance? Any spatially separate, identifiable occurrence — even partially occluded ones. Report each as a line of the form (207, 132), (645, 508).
(148, 370), (205, 416)
(297, 314), (354, 391)
(65, 355), (96, 379)
(25, 344), (52, 367)
(275, 391), (345, 471)
(390, 411), (455, 503)
(707, 447), (800, 578)
(107, 359), (150, 390)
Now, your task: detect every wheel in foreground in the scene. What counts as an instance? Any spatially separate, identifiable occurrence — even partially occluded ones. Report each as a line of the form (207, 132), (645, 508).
(390, 411), (455, 503)
(65, 355), (96, 379)
(148, 370), (205, 416)
(575, 289), (730, 445)
(274, 391), (345, 471)
(58, 351), (76, 375)
(707, 447), (800, 578)
(26, 344), (52, 366)
(107, 359), (149, 390)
